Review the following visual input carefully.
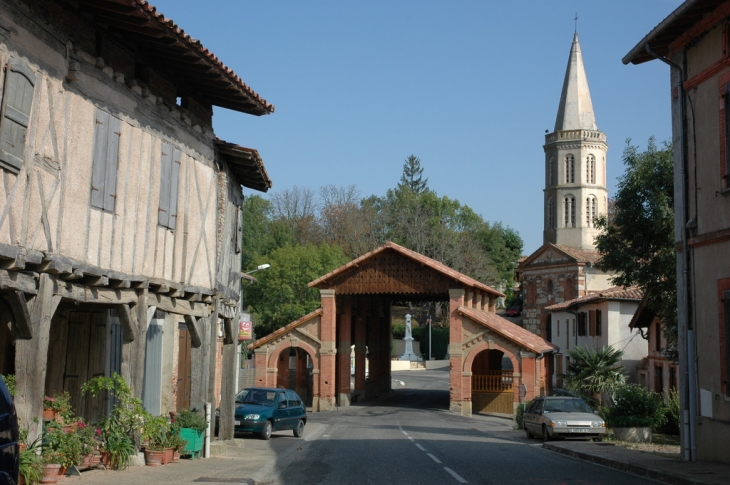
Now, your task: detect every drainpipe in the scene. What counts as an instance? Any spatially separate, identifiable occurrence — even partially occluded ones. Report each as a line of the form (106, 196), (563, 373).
(645, 43), (696, 462)
(535, 351), (546, 396)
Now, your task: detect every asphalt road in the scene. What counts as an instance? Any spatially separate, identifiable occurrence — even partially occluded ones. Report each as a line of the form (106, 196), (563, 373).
(263, 370), (660, 485)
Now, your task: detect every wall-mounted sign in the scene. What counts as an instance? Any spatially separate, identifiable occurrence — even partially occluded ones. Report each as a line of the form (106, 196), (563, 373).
(238, 313), (252, 341)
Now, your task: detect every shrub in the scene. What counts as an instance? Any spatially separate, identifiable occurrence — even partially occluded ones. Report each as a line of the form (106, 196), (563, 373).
(175, 409), (207, 432)
(514, 401), (530, 430)
(658, 389), (680, 435)
(392, 323), (405, 340)
(419, 326), (449, 359)
(604, 384), (666, 429)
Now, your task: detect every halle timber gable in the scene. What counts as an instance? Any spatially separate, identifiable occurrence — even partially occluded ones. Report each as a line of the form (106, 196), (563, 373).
(0, 0), (273, 441)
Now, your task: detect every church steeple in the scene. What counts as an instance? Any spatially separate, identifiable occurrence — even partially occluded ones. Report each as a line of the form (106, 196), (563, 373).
(542, 32), (608, 251)
(554, 33), (596, 132)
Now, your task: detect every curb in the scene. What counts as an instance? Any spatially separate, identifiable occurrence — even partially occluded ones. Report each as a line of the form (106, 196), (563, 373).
(543, 443), (710, 485)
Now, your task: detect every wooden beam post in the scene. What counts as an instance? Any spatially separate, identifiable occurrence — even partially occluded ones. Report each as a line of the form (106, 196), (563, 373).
(2, 291), (32, 339)
(219, 315), (238, 441)
(14, 274), (61, 442)
(189, 315), (211, 413)
(184, 315), (202, 348)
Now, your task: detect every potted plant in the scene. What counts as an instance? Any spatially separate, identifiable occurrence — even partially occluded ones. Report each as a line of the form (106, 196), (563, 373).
(42, 422), (84, 475)
(602, 384), (667, 442)
(42, 393), (73, 424)
(175, 409), (206, 459)
(141, 415), (169, 466)
(19, 436), (43, 485)
(40, 451), (62, 484)
(166, 422), (186, 463)
(75, 421), (101, 467)
(96, 416), (135, 470)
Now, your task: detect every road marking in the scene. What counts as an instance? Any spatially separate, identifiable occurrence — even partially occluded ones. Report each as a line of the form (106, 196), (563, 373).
(402, 430), (409, 436)
(416, 444), (426, 451)
(427, 453), (441, 464)
(408, 436), (414, 442)
(444, 467), (468, 483)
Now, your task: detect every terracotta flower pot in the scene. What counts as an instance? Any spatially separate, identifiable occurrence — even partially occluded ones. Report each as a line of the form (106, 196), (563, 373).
(100, 451), (111, 468)
(40, 463), (61, 484)
(173, 451), (181, 462)
(57, 466), (67, 479)
(163, 448), (174, 465)
(43, 408), (57, 422)
(19, 443), (26, 452)
(144, 449), (165, 467)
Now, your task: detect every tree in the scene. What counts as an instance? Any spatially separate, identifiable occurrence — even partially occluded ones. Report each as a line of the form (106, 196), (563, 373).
(594, 138), (676, 359)
(397, 155), (428, 194)
(244, 243), (348, 337)
(563, 345), (627, 405)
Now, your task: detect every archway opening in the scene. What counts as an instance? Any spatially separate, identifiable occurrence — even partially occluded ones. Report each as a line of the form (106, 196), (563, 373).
(471, 349), (514, 414)
(276, 347), (313, 406)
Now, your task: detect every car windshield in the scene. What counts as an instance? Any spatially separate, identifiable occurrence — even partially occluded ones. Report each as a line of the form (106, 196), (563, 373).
(235, 389), (277, 406)
(542, 399), (593, 413)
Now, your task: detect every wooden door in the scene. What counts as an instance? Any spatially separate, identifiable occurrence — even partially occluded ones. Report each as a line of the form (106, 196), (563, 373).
(63, 312), (107, 423)
(176, 324), (191, 411)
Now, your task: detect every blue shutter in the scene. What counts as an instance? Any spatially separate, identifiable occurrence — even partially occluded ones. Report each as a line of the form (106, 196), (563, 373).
(90, 110), (110, 209)
(103, 115), (121, 212)
(158, 143), (171, 227)
(142, 317), (163, 416)
(169, 147), (181, 229)
(0, 58), (35, 172)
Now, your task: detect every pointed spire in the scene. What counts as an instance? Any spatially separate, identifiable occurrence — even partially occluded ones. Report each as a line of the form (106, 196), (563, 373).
(554, 33), (596, 131)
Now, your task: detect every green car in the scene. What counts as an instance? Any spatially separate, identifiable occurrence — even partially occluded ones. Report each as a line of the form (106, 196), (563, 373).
(234, 388), (307, 440)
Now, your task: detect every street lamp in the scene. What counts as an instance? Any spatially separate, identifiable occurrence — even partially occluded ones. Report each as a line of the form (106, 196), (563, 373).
(243, 263), (270, 276)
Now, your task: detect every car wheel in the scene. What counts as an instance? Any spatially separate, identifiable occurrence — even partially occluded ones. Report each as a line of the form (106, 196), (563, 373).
(293, 420), (305, 438)
(260, 421), (273, 440)
(542, 425), (551, 442)
(524, 426), (533, 439)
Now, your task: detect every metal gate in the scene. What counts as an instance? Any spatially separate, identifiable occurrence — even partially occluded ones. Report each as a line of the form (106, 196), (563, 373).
(471, 371), (514, 414)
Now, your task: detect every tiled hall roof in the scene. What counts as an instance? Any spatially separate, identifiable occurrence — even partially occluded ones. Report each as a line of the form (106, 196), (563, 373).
(545, 286), (643, 312)
(458, 306), (557, 354)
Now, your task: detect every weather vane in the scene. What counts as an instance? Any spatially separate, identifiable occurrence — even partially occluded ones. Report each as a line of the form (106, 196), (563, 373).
(574, 12), (578, 33)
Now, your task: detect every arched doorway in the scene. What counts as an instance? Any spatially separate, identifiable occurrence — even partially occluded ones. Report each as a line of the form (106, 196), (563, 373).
(276, 347), (313, 407)
(471, 349), (514, 414)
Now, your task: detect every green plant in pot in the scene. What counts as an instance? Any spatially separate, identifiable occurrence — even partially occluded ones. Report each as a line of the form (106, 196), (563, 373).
(142, 415), (170, 451)
(96, 416), (135, 470)
(602, 384), (667, 429)
(19, 436), (44, 485)
(175, 409), (206, 458)
(43, 422), (84, 469)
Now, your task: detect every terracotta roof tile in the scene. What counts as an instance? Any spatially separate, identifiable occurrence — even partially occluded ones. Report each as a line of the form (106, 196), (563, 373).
(308, 241), (504, 297)
(248, 308), (324, 350)
(458, 306), (557, 354)
(545, 286), (643, 311)
(551, 244), (603, 264)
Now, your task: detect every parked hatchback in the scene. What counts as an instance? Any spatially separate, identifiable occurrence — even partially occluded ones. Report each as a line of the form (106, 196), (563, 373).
(0, 375), (18, 485)
(523, 396), (605, 441)
(234, 388), (306, 440)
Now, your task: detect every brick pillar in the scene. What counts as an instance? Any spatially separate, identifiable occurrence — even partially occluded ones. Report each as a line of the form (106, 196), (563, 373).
(254, 348), (268, 387)
(366, 309), (379, 400)
(354, 301), (367, 399)
(448, 288), (466, 415)
(380, 302), (392, 396)
(318, 289), (337, 411)
(337, 297), (352, 406)
(520, 351), (537, 401)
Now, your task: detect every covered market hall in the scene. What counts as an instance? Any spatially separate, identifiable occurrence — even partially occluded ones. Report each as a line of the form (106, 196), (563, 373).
(248, 241), (556, 416)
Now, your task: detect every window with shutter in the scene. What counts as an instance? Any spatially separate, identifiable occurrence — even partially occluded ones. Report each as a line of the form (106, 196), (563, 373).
(589, 310), (596, 336)
(158, 144), (181, 229)
(90, 109), (121, 212)
(0, 58), (36, 172)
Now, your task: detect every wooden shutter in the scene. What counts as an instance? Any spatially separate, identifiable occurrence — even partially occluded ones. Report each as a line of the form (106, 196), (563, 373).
(235, 205), (242, 254)
(589, 310), (596, 336)
(169, 147), (181, 229)
(90, 110), (120, 211)
(596, 310), (602, 336)
(142, 317), (163, 415)
(158, 143), (172, 227)
(0, 58), (35, 172)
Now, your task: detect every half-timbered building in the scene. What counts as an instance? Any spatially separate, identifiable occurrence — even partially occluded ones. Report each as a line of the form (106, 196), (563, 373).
(0, 0), (273, 441)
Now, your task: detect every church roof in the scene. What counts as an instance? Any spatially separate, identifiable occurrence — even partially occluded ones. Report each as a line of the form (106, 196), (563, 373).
(545, 286), (642, 311)
(554, 33), (597, 132)
(519, 242), (601, 269)
(458, 306), (557, 354)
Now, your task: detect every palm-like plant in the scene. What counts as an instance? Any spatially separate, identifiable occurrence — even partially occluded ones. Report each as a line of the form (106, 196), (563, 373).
(562, 345), (627, 405)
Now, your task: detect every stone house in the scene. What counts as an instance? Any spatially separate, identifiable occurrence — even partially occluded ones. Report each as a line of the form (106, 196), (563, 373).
(624, 0), (730, 463)
(544, 287), (644, 388)
(0, 0), (272, 441)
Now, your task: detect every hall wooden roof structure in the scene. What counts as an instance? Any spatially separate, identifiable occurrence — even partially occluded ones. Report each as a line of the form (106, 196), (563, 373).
(308, 241), (505, 300)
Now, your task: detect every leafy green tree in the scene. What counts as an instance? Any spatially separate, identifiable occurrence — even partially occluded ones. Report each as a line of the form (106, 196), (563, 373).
(397, 155), (428, 194)
(594, 138), (676, 359)
(244, 244), (348, 337)
(563, 345), (627, 405)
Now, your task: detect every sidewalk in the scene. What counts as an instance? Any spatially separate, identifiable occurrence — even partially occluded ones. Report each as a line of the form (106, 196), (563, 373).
(61, 422), (326, 485)
(544, 440), (730, 485)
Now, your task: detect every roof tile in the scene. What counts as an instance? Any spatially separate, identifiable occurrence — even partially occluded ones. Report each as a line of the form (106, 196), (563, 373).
(458, 306), (557, 354)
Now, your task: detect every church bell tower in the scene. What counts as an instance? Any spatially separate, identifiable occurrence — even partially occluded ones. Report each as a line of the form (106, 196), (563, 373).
(543, 33), (608, 250)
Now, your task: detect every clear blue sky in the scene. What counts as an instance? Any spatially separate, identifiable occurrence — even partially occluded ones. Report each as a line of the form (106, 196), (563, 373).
(152, 0), (679, 255)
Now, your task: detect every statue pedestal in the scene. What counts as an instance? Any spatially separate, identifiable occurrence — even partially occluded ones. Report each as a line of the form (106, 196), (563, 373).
(399, 336), (417, 361)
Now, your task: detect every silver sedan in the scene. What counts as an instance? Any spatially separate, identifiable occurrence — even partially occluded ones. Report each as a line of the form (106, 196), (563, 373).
(523, 396), (606, 441)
